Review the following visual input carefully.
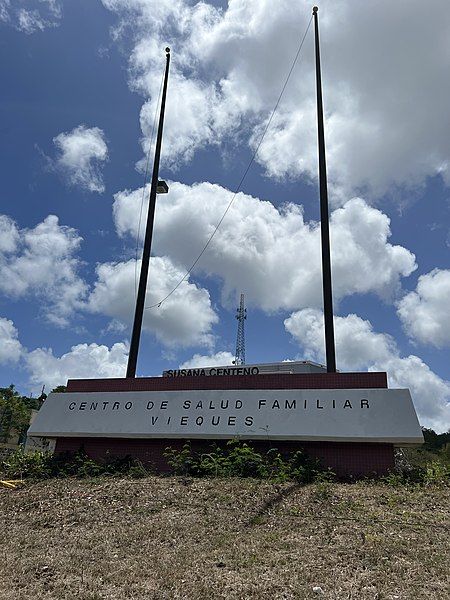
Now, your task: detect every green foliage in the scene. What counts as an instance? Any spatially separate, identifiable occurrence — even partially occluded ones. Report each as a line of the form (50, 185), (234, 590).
(382, 471), (407, 487)
(220, 440), (266, 478)
(423, 460), (450, 485)
(46, 450), (96, 478)
(164, 443), (198, 476)
(127, 461), (151, 479)
(0, 385), (32, 443)
(21, 395), (44, 411)
(0, 385), (46, 446)
(2, 443), (449, 486)
(0, 448), (152, 480)
(1, 448), (53, 479)
(50, 385), (67, 394)
(164, 441), (449, 486)
(395, 431), (450, 486)
(164, 440), (326, 482)
(383, 457), (450, 487)
(288, 449), (324, 484)
(422, 427), (450, 452)
(311, 471), (336, 502)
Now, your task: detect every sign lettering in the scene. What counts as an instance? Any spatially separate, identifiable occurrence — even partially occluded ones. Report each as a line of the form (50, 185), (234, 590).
(28, 388), (423, 444)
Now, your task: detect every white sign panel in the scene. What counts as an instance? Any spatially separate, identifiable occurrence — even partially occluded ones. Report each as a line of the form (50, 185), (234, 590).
(28, 388), (423, 444)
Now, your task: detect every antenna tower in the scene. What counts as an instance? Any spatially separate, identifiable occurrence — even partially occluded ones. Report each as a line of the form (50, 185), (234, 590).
(234, 293), (247, 365)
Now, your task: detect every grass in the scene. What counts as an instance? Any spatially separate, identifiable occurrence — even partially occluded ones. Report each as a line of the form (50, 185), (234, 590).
(1, 477), (449, 599)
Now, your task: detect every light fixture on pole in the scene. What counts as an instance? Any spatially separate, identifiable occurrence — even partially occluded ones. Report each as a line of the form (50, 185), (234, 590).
(157, 180), (169, 194)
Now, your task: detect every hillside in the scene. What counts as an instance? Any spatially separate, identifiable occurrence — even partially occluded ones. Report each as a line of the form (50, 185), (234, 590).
(1, 477), (449, 599)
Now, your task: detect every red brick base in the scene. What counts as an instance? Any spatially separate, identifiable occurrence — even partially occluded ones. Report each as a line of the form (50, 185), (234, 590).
(54, 437), (395, 478)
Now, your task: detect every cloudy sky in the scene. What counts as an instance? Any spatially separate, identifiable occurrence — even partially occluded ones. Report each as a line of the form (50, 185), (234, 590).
(1, 0), (449, 432)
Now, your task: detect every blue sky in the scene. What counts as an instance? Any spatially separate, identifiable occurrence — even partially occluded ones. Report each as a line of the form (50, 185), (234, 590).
(0, 0), (449, 431)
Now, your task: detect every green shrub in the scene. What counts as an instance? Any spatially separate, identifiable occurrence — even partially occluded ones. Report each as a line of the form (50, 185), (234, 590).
(383, 458), (450, 487)
(164, 442), (197, 476)
(424, 460), (450, 485)
(197, 444), (231, 477)
(0, 448), (152, 480)
(312, 480), (333, 503)
(5, 443), (448, 485)
(1, 449), (53, 479)
(288, 450), (324, 484)
(164, 440), (328, 482)
(263, 447), (291, 482)
(127, 461), (150, 479)
(382, 471), (407, 487)
(225, 440), (266, 477)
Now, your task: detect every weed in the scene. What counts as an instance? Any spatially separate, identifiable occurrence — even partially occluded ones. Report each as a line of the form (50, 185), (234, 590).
(1, 449), (52, 479)
(0, 448), (152, 480)
(383, 459), (450, 487)
(4, 444), (449, 487)
(309, 471), (336, 503)
(127, 461), (150, 479)
(382, 472), (406, 487)
(164, 440), (328, 482)
(424, 460), (450, 486)
(164, 442), (197, 476)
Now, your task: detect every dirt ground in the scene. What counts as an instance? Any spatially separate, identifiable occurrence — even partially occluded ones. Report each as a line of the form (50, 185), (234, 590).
(1, 477), (449, 599)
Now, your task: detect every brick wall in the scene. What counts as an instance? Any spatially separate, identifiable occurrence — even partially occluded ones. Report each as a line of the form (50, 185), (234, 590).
(55, 437), (394, 478)
(66, 371), (387, 393)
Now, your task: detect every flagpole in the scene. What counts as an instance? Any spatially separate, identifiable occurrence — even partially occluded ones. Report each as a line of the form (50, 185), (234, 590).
(126, 48), (171, 378)
(312, 7), (336, 373)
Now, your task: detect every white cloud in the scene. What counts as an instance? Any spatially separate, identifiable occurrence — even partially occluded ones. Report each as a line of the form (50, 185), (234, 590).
(139, 73), (220, 169)
(103, 0), (450, 200)
(113, 181), (416, 311)
(26, 342), (129, 391)
(397, 269), (450, 348)
(0, 214), (87, 326)
(52, 125), (108, 193)
(0, 314), (128, 391)
(379, 354), (450, 434)
(17, 8), (47, 33)
(285, 308), (450, 432)
(86, 256), (218, 348)
(285, 309), (396, 371)
(179, 351), (234, 370)
(0, 214), (19, 253)
(1, 0), (61, 33)
(0, 1), (9, 23)
(103, 0), (223, 169)
(0, 317), (23, 364)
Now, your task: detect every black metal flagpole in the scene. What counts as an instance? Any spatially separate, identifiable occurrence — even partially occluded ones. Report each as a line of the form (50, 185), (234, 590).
(126, 47), (171, 378)
(312, 7), (336, 373)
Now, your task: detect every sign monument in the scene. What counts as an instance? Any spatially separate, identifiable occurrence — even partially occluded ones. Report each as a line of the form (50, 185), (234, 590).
(28, 9), (424, 476)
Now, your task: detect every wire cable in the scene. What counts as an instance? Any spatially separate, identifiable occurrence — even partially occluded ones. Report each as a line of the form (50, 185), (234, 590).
(145, 14), (313, 310)
(134, 69), (165, 299)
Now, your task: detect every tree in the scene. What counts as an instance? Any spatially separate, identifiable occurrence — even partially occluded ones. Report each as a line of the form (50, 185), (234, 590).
(0, 385), (43, 444)
(422, 427), (450, 451)
(50, 385), (67, 394)
(0, 386), (30, 443)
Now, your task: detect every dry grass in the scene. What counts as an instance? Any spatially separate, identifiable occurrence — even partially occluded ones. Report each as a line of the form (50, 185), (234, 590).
(1, 477), (449, 599)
